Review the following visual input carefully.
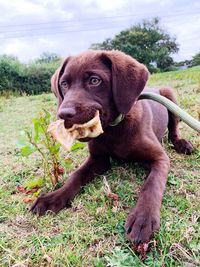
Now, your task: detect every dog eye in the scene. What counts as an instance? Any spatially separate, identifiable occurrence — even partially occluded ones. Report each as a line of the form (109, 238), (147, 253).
(61, 81), (68, 88)
(89, 76), (101, 86)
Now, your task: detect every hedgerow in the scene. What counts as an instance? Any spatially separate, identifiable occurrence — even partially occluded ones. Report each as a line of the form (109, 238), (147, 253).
(0, 55), (60, 95)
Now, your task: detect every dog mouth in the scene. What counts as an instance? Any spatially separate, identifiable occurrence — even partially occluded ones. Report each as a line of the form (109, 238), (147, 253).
(77, 137), (91, 142)
(63, 108), (105, 130)
(63, 113), (94, 129)
(62, 109), (104, 143)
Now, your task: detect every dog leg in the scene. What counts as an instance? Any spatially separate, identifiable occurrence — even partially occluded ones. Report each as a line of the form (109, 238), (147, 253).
(30, 155), (110, 216)
(168, 111), (194, 154)
(125, 141), (170, 244)
(160, 87), (193, 154)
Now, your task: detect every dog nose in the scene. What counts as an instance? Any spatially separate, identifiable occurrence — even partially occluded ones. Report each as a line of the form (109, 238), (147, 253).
(58, 107), (76, 119)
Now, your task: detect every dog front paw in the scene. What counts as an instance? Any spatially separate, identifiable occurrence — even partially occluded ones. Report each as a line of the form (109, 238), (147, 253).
(30, 191), (70, 216)
(125, 207), (160, 244)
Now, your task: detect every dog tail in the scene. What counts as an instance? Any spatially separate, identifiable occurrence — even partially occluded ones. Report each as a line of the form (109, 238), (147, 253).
(159, 87), (180, 144)
(159, 87), (194, 154)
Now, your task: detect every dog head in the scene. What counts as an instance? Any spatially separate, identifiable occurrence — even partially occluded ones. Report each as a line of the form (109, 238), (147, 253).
(51, 50), (149, 130)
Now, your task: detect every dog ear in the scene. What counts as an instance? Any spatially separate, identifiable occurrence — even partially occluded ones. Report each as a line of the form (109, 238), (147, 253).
(51, 57), (70, 109)
(101, 51), (149, 114)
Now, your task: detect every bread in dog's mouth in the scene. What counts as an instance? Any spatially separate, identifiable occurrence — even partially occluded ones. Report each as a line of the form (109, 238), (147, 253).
(48, 110), (103, 150)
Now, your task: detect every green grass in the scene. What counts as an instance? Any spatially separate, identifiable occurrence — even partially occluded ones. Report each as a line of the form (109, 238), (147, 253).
(0, 67), (200, 266)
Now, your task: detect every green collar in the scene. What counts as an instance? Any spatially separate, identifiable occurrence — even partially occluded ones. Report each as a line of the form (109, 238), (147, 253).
(109, 113), (125, 127)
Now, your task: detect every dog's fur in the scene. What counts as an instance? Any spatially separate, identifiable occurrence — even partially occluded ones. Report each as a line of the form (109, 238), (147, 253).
(31, 50), (193, 243)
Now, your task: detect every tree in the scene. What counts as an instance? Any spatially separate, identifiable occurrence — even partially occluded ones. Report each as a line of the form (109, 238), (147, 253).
(90, 18), (179, 72)
(36, 52), (61, 64)
(191, 52), (200, 66)
(90, 38), (113, 51)
(174, 60), (192, 67)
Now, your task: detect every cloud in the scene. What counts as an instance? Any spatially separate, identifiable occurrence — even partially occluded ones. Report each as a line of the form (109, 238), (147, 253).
(0, 0), (199, 62)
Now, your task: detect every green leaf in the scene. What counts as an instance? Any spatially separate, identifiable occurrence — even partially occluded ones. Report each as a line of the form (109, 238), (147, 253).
(94, 258), (104, 267)
(105, 247), (135, 267)
(20, 145), (36, 156)
(71, 142), (85, 151)
(63, 161), (73, 169)
(50, 143), (61, 153)
(62, 157), (73, 169)
(32, 118), (41, 142)
(24, 177), (44, 189)
(33, 188), (41, 197)
(16, 140), (36, 156)
(167, 174), (180, 186)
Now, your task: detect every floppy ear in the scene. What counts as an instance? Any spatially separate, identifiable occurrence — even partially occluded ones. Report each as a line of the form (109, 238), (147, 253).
(51, 57), (70, 109)
(101, 50), (149, 114)
(51, 67), (62, 108)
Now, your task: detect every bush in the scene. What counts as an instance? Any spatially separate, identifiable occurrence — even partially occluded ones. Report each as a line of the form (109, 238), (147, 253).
(192, 52), (200, 67)
(0, 55), (23, 93)
(0, 55), (60, 95)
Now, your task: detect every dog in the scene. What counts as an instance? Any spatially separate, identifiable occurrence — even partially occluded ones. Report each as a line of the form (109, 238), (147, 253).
(31, 50), (193, 244)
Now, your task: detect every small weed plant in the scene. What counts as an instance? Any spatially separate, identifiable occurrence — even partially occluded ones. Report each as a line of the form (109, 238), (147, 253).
(16, 109), (84, 193)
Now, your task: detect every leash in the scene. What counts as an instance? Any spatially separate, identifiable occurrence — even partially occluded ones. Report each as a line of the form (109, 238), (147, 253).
(139, 92), (200, 132)
(109, 92), (200, 132)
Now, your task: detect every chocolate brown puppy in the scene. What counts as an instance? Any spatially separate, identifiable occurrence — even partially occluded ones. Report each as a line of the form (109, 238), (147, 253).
(31, 50), (193, 244)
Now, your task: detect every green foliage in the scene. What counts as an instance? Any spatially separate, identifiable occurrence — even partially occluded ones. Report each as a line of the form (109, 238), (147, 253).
(192, 51), (200, 66)
(0, 55), (24, 94)
(105, 247), (141, 267)
(16, 110), (66, 187)
(105, 248), (132, 267)
(90, 38), (113, 51)
(91, 17), (179, 72)
(16, 109), (86, 190)
(71, 142), (85, 151)
(174, 59), (192, 67)
(24, 177), (44, 190)
(0, 53), (60, 95)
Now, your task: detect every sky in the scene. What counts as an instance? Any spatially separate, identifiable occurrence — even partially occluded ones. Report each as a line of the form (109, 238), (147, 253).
(0, 0), (200, 63)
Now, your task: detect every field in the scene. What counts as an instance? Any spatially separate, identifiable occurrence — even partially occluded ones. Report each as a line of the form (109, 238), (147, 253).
(0, 67), (199, 267)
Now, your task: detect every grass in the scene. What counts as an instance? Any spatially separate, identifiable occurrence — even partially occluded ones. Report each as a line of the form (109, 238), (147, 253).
(0, 67), (200, 266)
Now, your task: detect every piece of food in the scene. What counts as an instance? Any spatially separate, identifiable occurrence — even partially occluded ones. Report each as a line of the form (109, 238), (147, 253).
(48, 110), (103, 150)
(48, 120), (75, 151)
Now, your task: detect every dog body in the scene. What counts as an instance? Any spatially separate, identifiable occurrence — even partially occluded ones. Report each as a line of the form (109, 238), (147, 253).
(31, 50), (193, 243)
(89, 97), (168, 162)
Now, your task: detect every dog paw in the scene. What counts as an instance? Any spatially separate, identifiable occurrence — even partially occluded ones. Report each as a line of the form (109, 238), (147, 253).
(174, 139), (194, 155)
(125, 208), (160, 244)
(30, 191), (69, 216)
